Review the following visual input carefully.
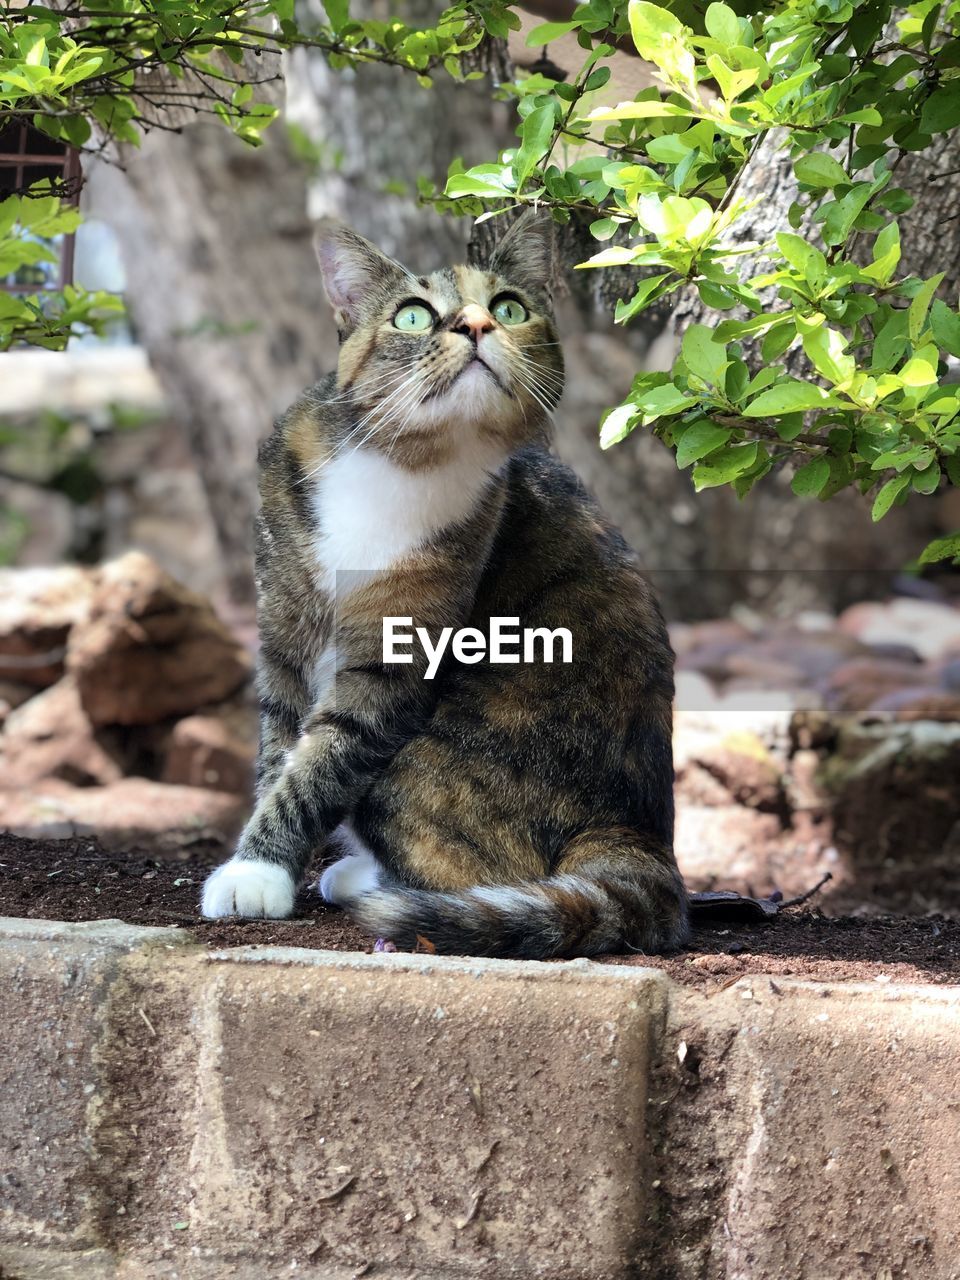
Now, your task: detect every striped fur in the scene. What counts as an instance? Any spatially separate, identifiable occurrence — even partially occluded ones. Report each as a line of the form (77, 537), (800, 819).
(201, 216), (688, 957)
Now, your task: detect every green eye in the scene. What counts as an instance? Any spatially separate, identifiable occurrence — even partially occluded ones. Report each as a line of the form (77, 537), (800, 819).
(394, 303), (434, 333)
(492, 297), (528, 326)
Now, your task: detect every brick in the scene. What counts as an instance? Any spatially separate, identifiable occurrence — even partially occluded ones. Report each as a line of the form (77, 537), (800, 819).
(705, 981), (960, 1280)
(124, 951), (668, 1280)
(0, 917), (183, 1256)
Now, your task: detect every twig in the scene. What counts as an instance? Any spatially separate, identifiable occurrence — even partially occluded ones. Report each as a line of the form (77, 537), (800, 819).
(779, 871), (833, 910)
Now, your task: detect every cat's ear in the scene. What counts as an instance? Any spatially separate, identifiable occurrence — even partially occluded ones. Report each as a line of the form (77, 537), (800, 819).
(487, 211), (555, 298)
(313, 220), (407, 333)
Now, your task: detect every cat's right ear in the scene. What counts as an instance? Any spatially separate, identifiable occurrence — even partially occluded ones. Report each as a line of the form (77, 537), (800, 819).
(313, 220), (406, 336)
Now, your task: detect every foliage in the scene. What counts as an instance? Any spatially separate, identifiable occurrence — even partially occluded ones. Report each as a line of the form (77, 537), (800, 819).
(0, 0), (502, 349)
(3, 0), (960, 560)
(440, 0), (960, 563)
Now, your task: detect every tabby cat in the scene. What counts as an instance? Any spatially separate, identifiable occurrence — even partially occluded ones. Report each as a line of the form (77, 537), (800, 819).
(200, 214), (689, 958)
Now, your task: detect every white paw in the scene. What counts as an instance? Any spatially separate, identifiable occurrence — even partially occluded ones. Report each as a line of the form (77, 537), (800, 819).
(201, 859), (296, 919)
(318, 851), (382, 905)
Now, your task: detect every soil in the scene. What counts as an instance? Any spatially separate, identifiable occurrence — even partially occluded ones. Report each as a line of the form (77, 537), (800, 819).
(1, 832), (958, 990)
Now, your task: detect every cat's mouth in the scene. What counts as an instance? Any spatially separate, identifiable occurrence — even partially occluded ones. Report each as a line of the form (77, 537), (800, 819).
(458, 354), (511, 394)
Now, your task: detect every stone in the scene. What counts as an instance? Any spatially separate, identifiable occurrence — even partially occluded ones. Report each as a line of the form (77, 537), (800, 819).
(110, 949), (668, 1280)
(706, 982), (960, 1280)
(0, 677), (126, 788)
(865, 686), (960, 723)
(838, 597), (960, 662)
(0, 679), (32, 726)
(66, 552), (252, 726)
(694, 731), (786, 812)
(0, 918), (185, 1254)
(821, 657), (930, 715)
(0, 565), (93, 688)
(820, 721), (960, 913)
(160, 697), (258, 796)
(0, 777), (246, 851)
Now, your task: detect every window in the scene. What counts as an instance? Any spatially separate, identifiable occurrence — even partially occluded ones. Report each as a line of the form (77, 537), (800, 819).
(0, 122), (81, 292)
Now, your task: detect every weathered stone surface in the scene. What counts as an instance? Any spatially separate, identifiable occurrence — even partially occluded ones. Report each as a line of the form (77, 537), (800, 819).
(866, 685), (960, 723)
(1, 922), (960, 1280)
(706, 981), (960, 1280)
(838, 597), (960, 662)
(0, 777), (246, 851)
(0, 678), (32, 726)
(66, 552), (251, 727)
(0, 918), (184, 1256)
(0, 677), (126, 788)
(821, 657), (930, 715)
(119, 950), (667, 1280)
(0, 566), (93, 688)
(160, 697), (257, 796)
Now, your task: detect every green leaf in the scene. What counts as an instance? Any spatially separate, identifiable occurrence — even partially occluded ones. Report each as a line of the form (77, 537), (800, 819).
(675, 420), (731, 468)
(681, 324), (728, 385)
(861, 221), (900, 285)
(871, 473), (910, 521)
(802, 326), (855, 387)
(513, 104), (555, 189)
(743, 381), (837, 416)
(693, 442), (759, 489)
(629, 1), (684, 61)
(525, 20), (579, 44)
(794, 153), (848, 188)
(930, 300), (960, 359)
(791, 456), (831, 497)
(322, 0), (349, 29)
(600, 403), (638, 449)
(704, 2), (740, 46)
(908, 272), (945, 342)
(900, 356), (938, 387)
(918, 532), (960, 566)
(821, 184), (874, 247)
(615, 273), (673, 322)
(912, 460), (942, 494)
(920, 86), (960, 134)
(633, 383), (697, 417)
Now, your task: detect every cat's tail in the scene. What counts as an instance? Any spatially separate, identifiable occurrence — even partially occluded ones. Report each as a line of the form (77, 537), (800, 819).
(348, 838), (689, 959)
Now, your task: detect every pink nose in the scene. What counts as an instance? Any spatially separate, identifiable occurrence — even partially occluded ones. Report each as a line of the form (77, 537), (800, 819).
(453, 303), (494, 340)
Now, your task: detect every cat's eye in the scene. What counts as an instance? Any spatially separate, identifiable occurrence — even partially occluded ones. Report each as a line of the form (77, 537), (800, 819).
(491, 296), (528, 326)
(394, 302), (434, 333)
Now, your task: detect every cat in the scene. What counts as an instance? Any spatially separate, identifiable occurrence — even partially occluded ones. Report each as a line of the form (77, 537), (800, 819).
(200, 213), (689, 958)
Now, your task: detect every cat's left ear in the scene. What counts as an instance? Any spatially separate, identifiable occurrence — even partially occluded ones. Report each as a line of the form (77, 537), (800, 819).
(313, 220), (407, 334)
(487, 211), (556, 299)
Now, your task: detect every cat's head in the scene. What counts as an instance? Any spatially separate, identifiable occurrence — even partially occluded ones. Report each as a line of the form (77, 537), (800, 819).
(314, 214), (564, 466)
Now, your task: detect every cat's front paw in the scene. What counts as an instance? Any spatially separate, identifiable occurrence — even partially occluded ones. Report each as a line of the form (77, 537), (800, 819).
(200, 859), (296, 919)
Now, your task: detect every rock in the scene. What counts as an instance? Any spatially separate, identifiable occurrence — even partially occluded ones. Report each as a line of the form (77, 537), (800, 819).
(66, 552), (252, 726)
(0, 679), (32, 726)
(670, 618), (751, 660)
(695, 731), (786, 812)
(820, 722), (960, 914)
(936, 655), (960, 692)
(821, 657), (930, 715)
(838, 598), (960, 662)
(865, 687), (960, 723)
(745, 630), (867, 683)
(0, 565), (93, 687)
(160, 698), (258, 796)
(0, 777), (247, 851)
(0, 677), (126, 787)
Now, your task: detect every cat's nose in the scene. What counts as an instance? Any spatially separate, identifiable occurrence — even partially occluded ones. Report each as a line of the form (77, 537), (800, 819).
(452, 304), (494, 341)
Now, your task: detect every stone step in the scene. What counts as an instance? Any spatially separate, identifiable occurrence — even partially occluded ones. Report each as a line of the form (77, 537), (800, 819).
(2, 917), (958, 1280)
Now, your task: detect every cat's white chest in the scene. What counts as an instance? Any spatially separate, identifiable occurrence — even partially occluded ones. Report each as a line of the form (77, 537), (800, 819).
(310, 443), (501, 594)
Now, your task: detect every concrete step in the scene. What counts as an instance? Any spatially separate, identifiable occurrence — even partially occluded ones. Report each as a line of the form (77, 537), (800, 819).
(2, 917), (958, 1280)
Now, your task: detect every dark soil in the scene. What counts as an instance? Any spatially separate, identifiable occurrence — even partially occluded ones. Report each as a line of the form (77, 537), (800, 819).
(1, 832), (957, 989)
